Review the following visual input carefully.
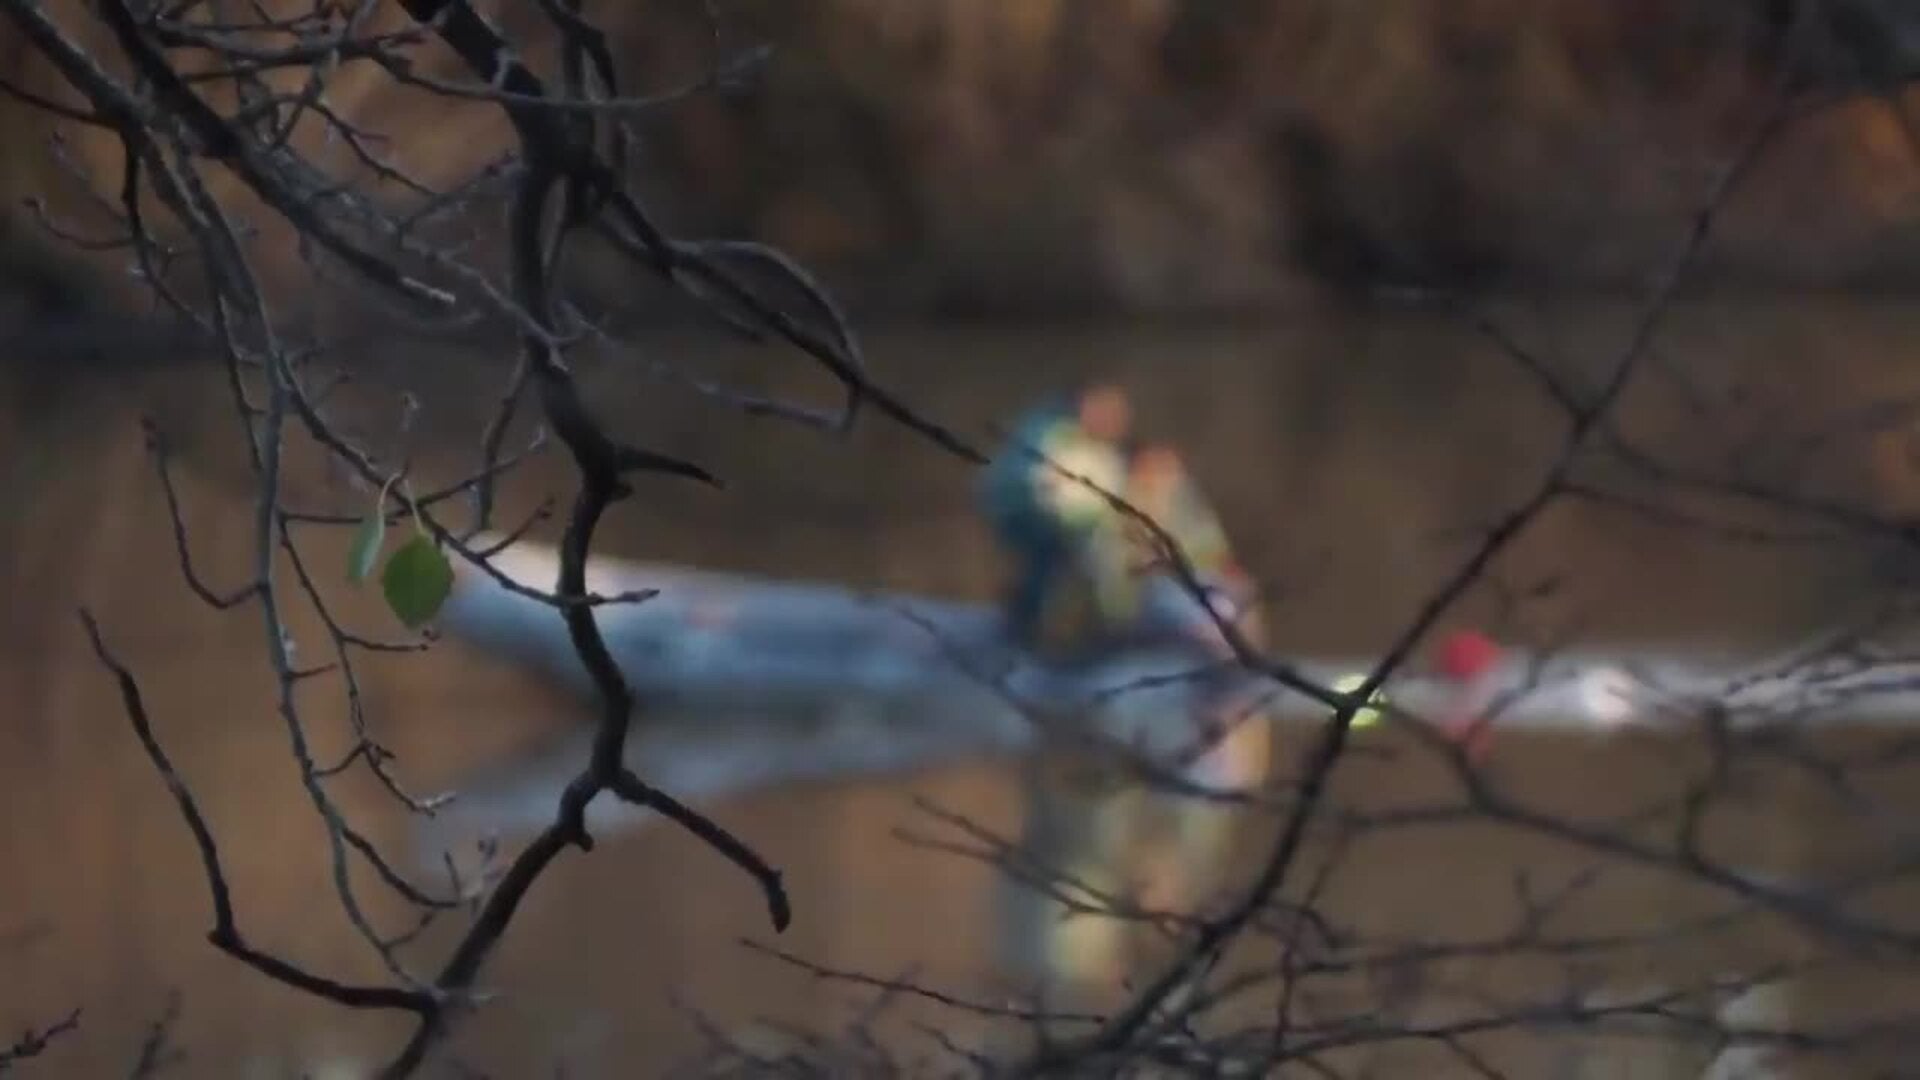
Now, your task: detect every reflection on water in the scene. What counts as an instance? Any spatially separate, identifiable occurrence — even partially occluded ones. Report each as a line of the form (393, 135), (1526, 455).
(3, 299), (1919, 1075)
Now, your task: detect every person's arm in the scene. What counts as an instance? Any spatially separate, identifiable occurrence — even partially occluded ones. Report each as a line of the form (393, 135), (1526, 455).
(1037, 431), (1124, 528)
(1169, 485), (1236, 578)
(1191, 518), (1234, 577)
(981, 412), (1052, 530)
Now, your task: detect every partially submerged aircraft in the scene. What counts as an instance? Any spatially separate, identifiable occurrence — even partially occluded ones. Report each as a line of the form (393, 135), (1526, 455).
(410, 533), (1747, 867)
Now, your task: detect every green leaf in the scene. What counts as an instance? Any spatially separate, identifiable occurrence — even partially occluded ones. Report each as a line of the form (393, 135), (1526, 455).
(346, 512), (386, 584)
(381, 534), (454, 629)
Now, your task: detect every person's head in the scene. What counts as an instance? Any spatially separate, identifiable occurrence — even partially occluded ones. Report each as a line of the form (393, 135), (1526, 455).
(1076, 382), (1131, 443)
(1129, 443), (1186, 495)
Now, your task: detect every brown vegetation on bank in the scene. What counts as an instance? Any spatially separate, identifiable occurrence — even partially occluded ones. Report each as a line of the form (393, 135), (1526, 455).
(2, 1), (1919, 319)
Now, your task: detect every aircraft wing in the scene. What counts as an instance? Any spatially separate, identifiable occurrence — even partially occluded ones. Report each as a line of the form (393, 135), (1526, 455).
(421, 535), (1275, 868)
(446, 535), (1029, 716)
(423, 535), (1862, 866)
(436, 534), (1288, 741)
(438, 537), (1751, 730)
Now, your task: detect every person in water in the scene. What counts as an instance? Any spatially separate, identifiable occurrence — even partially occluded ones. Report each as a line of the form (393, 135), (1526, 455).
(1124, 444), (1236, 575)
(1113, 441), (1271, 921)
(978, 382), (1134, 652)
(994, 435), (1276, 1025)
(1095, 441), (1262, 658)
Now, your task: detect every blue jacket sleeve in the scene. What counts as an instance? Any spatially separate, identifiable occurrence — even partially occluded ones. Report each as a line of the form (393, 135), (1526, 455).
(980, 407), (1068, 523)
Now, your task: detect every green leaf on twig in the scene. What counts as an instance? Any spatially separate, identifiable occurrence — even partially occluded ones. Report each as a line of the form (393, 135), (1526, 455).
(381, 534), (453, 629)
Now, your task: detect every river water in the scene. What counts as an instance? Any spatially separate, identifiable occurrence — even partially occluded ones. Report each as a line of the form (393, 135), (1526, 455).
(3, 297), (1917, 1075)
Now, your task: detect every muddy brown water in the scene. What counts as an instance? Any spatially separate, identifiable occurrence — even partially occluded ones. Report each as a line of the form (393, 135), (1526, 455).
(3, 298), (1919, 1076)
